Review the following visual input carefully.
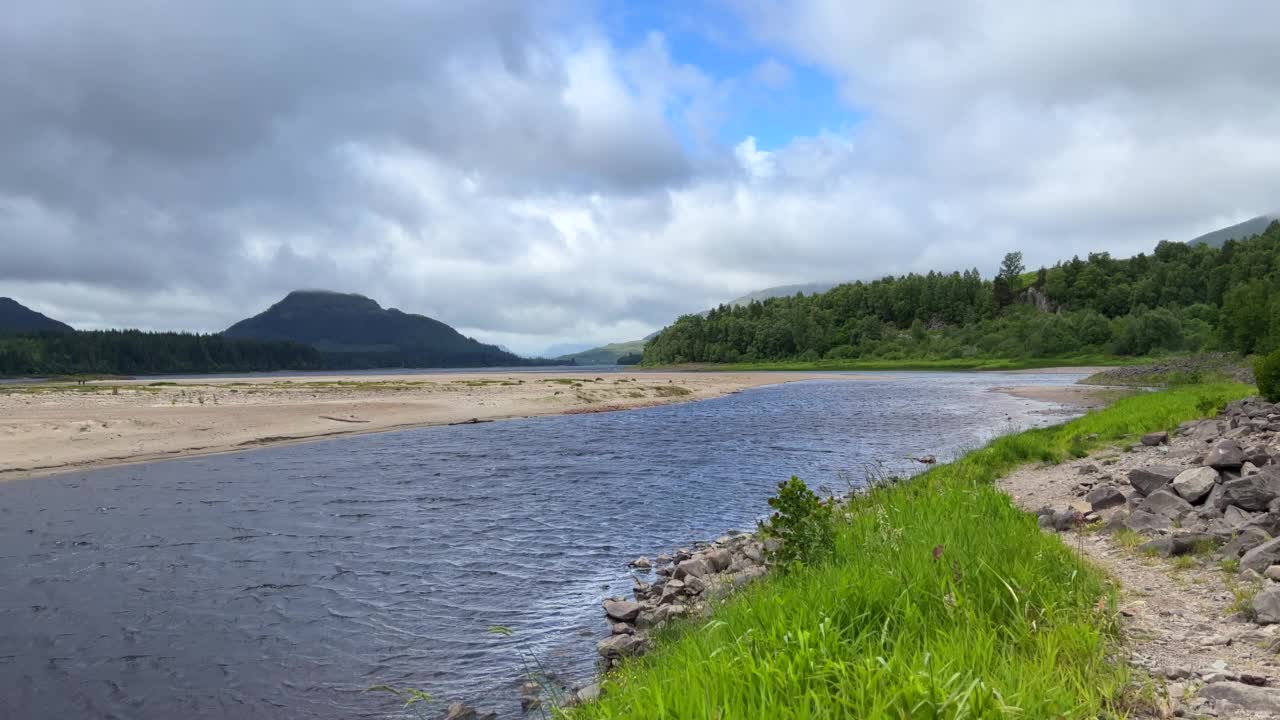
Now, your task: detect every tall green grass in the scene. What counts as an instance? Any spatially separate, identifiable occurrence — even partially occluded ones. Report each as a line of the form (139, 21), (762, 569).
(568, 383), (1252, 719)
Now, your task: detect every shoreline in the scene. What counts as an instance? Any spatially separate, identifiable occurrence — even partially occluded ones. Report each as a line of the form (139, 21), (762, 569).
(0, 371), (860, 481)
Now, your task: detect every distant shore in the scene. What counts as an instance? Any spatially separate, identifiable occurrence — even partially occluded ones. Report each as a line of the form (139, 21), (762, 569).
(0, 371), (859, 480)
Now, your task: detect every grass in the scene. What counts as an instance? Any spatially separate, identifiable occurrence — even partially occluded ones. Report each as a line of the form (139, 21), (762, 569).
(567, 382), (1252, 720)
(651, 355), (1148, 373)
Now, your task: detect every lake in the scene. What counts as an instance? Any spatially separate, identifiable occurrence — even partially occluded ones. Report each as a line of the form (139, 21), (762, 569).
(0, 372), (1086, 718)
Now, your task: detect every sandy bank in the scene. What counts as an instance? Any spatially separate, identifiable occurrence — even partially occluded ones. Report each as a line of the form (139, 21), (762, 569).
(995, 384), (1134, 409)
(0, 371), (857, 480)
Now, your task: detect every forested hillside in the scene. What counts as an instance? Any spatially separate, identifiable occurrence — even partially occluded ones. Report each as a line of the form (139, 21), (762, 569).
(0, 330), (323, 376)
(644, 221), (1280, 364)
(0, 298), (74, 333)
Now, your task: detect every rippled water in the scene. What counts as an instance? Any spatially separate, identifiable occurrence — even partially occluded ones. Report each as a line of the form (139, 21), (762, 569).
(0, 372), (1085, 719)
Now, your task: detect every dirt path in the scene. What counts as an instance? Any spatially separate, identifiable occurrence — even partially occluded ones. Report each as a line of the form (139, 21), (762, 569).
(999, 439), (1280, 718)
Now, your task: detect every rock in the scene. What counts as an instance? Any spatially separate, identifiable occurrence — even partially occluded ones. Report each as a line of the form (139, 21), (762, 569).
(741, 543), (764, 564)
(704, 548), (733, 573)
(444, 703), (497, 720)
(1222, 527), (1272, 558)
(1265, 565), (1280, 582)
(1051, 509), (1079, 531)
(1138, 533), (1218, 557)
(597, 633), (647, 659)
(1077, 463), (1099, 475)
(611, 622), (634, 635)
(655, 553), (671, 564)
(1206, 439), (1247, 470)
(1136, 488), (1194, 519)
(1220, 475), (1280, 511)
(1172, 466), (1220, 503)
(575, 682), (601, 704)
(1242, 537), (1280, 573)
(1125, 510), (1172, 533)
(1199, 681), (1280, 713)
(1141, 431), (1170, 446)
(1243, 462), (1262, 477)
(630, 556), (652, 570)
(1086, 485), (1127, 512)
(652, 604), (687, 625)
(682, 575), (706, 595)
(1224, 505), (1260, 530)
(1190, 419), (1224, 442)
(603, 600), (643, 623)
(673, 557), (713, 580)
(1246, 447), (1272, 467)
(1128, 466), (1181, 496)
(1037, 514), (1054, 530)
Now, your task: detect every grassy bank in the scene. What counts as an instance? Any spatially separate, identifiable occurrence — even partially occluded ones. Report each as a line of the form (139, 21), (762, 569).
(648, 355), (1148, 373)
(569, 382), (1253, 719)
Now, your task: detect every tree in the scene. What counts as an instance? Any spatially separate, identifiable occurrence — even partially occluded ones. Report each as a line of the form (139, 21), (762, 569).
(998, 252), (1026, 289)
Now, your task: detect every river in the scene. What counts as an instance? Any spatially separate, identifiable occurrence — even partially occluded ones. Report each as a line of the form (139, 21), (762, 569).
(0, 372), (1087, 718)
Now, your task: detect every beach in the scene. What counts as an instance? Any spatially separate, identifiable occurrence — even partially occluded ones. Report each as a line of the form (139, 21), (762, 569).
(0, 371), (855, 479)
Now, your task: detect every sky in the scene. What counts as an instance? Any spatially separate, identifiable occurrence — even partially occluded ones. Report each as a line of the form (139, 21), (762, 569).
(2, 1), (1279, 357)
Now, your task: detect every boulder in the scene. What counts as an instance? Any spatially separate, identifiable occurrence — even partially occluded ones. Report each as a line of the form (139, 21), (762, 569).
(630, 556), (652, 570)
(673, 557), (713, 580)
(1085, 485), (1126, 512)
(1125, 510), (1171, 533)
(704, 548), (733, 573)
(1265, 566), (1280, 582)
(574, 683), (601, 704)
(1141, 431), (1170, 446)
(1220, 475), (1280, 512)
(1222, 527), (1272, 558)
(1206, 439), (1247, 470)
(1189, 420), (1224, 442)
(1135, 488), (1193, 519)
(1137, 532), (1218, 557)
(1171, 466), (1219, 503)
(1051, 509), (1079, 531)
(597, 633), (647, 659)
(1246, 447), (1272, 467)
(603, 600), (644, 623)
(1127, 466), (1181, 496)
(1077, 464), (1099, 475)
(1199, 681), (1280, 713)
(444, 703), (497, 720)
(1241, 536), (1280, 573)
(1249, 585), (1280, 626)
(1224, 505), (1261, 530)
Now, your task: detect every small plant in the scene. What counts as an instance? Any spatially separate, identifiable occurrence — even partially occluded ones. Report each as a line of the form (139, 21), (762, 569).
(364, 685), (433, 720)
(763, 476), (835, 569)
(1256, 350), (1280, 402)
(1111, 528), (1146, 550)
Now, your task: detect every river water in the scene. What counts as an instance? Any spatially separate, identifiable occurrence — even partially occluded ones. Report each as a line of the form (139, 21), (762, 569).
(0, 372), (1086, 719)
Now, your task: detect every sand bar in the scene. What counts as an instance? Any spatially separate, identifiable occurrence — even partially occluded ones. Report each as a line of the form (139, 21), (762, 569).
(0, 371), (857, 479)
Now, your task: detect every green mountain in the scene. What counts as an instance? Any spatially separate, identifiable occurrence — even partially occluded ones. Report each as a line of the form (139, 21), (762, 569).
(0, 297), (74, 332)
(1188, 213), (1278, 248)
(557, 338), (649, 365)
(223, 290), (530, 368)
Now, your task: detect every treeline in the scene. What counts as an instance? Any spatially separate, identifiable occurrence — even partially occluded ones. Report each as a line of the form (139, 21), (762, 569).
(0, 330), (324, 376)
(644, 221), (1280, 364)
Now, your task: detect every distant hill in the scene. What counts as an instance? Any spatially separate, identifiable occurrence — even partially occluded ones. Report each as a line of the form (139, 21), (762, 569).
(0, 297), (74, 332)
(557, 338), (649, 365)
(1188, 213), (1278, 248)
(542, 342), (595, 358)
(224, 290), (532, 368)
(724, 282), (839, 307)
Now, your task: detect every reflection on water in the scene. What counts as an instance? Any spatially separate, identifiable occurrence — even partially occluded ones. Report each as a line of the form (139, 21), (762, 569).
(0, 372), (1084, 718)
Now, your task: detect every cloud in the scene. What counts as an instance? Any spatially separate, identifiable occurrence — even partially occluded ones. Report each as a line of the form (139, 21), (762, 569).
(2, 1), (1279, 355)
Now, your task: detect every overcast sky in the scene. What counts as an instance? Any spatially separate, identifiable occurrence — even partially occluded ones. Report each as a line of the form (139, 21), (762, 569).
(2, 1), (1278, 356)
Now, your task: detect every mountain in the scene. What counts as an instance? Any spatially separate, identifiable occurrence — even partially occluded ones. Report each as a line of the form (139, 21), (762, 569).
(557, 339), (649, 365)
(223, 290), (529, 368)
(723, 282), (839, 307)
(542, 342), (595, 358)
(0, 297), (74, 332)
(1188, 213), (1279, 248)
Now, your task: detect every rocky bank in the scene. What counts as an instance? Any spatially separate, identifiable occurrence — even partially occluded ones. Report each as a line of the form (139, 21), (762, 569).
(1001, 396), (1280, 718)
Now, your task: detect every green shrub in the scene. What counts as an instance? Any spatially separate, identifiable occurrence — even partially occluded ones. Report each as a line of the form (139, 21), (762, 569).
(763, 476), (835, 569)
(1256, 350), (1280, 402)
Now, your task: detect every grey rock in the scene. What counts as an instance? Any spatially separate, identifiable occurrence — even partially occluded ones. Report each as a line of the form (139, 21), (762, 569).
(630, 556), (652, 570)
(682, 575), (706, 595)
(597, 633), (647, 659)
(1086, 485), (1127, 512)
(1136, 488), (1194, 519)
(1142, 431), (1170, 446)
(611, 622), (634, 635)
(1264, 565), (1280, 582)
(673, 557), (713, 580)
(1243, 462), (1262, 477)
(444, 703), (497, 720)
(1138, 533), (1218, 557)
(1077, 463), (1099, 475)
(1037, 514), (1054, 530)
(1206, 440), (1247, 470)
(575, 683), (601, 704)
(705, 548), (733, 573)
(1220, 475), (1280, 512)
(1222, 527), (1272, 558)
(1052, 509), (1079, 531)
(1128, 466), (1181, 496)
(1189, 419), (1224, 442)
(652, 604), (687, 625)
(1172, 466), (1220, 503)
(1125, 510), (1172, 533)
(603, 600), (644, 623)
(1199, 680), (1280, 712)
(1205, 480), (1227, 510)
(1242, 537), (1280, 573)
(1224, 505), (1260, 530)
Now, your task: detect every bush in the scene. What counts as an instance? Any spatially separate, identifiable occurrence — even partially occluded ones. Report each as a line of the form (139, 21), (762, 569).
(1257, 351), (1280, 402)
(763, 476), (835, 569)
